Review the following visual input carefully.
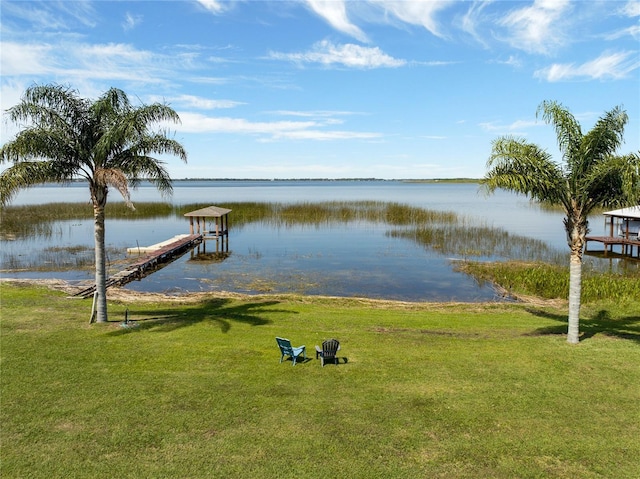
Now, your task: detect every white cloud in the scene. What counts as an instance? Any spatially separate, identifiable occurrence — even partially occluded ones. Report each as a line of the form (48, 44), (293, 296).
(422, 135), (447, 140)
(0, 42), (55, 75)
(0, 79), (30, 141)
(272, 129), (380, 141)
(271, 110), (361, 119)
(604, 25), (640, 40)
(535, 51), (640, 81)
(419, 60), (458, 67)
(496, 55), (523, 68)
(178, 112), (315, 134)
(154, 94), (245, 110)
(499, 0), (572, 55)
(602, 1), (640, 40)
(369, 0), (455, 38)
(197, 0), (227, 14)
(459, 0), (492, 47)
(122, 12), (142, 31)
(304, 0), (458, 41)
(177, 111), (380, 141)
(0, 40), (198, 84)
(0, 0), (97, 30)
(479, 119), (539, 134)
(621, 0), (640, 17)
(269, 40), (406, 69)
(304, 0), (369, 42)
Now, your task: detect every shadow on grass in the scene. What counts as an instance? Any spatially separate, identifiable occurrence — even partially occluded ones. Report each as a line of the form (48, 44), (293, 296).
(316, 356), (348, 366)
(107, 298), (292, 336)
(526, 308), (640, 343)
(279, 356), (313, 366)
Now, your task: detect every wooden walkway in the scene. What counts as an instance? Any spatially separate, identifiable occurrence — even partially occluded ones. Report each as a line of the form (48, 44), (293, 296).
(585, 235), (640, 258)
(75, 234), (203, 298)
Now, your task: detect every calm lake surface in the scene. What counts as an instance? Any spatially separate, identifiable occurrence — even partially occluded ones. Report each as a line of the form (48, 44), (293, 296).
(1, 180), (602, 302)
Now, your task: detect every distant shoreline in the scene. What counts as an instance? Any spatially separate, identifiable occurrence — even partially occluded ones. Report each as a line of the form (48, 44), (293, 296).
(175, 178), (481, 183)
(40, 177), (482, 184)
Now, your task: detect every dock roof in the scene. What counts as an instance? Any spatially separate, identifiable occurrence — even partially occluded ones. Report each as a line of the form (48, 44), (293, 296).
(184, 206), (232, 217)
(603, 206), (640, 220)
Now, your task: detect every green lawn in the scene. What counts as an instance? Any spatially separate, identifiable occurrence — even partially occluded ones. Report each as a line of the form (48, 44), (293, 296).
(1, 282), (639, 478)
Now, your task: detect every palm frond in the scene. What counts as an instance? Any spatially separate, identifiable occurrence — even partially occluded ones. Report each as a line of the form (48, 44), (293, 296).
(121, 155), (174, 196)
(94, 167), (134, 209)
(101, 129), (186, 196)
(0, 162), (68, 206)
(140, 134), (187, 162)
(584, 153), (640, 211)
(537, 100), (581, 163)
(2, 83), (187, 208)
(90, 88), (131, 121)
(1, 128), (77, 167)
(135, 103), (182, 126)
(6, 84), (87, 137)
(579, 106), (628, 166)
(92, 99), (185, 168)
(483, 136), (567, 206)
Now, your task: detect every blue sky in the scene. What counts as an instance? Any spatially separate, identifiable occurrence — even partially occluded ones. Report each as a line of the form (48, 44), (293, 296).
(1, 0), (639, 179)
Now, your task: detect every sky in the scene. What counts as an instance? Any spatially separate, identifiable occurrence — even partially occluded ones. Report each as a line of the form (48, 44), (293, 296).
(1, 0), (639, 180)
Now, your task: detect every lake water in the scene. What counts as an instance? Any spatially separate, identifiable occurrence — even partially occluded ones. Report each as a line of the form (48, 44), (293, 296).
(0, 180), (600, 302)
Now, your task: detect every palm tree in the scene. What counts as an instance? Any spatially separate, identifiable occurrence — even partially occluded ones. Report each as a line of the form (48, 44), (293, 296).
(0, 84), (187, 323)
(483, 100), (640, 343)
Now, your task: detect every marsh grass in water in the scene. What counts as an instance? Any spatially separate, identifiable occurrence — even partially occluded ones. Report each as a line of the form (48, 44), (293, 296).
(179, 201), (457, 228)
(459, 260), (640, 303)
(41, 245), (94, 270)
(0, 202), (174, 239)
(1, 200), (460, 235)
(1, 245), (121, 272)
(2, 201), (636, 293)
(392, 224), (566, 264)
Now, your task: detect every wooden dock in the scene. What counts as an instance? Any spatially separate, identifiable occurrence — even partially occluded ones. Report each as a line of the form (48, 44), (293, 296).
(75, 234), (203, 298)
(126, 234), (194, 254)
(585, 235), (640, 258)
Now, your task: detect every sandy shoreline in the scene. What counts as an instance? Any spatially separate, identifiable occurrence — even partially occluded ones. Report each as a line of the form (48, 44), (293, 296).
(1, 278), (262, 303)
(0, 277), (563, 308)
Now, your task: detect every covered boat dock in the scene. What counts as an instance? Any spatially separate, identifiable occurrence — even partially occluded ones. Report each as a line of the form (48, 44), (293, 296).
(184, 205), (231, 239)
(184, 205), (231, 253)
(585, 206), (640, 258)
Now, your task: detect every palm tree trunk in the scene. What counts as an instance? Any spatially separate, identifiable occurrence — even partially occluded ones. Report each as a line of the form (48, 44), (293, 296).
(93, 199), (108, 323)
(567, 253), (582, 344)
(566, 212), (586, 344)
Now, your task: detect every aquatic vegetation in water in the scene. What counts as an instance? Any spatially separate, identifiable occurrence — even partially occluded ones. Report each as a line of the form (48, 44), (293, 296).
(1, 200), (633, 279)
(0, 245), (121, 272)
(219, 201), (458, 229)
(390, 223), (566, 264)
(458, 260), (640, 303)
(0, 202), (174, 239)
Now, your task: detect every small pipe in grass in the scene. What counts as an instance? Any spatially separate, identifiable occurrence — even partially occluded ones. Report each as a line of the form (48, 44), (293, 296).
(89, 291), (97, 324)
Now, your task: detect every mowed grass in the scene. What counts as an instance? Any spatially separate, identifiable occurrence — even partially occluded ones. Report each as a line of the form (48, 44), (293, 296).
(1, 282), (639, 478)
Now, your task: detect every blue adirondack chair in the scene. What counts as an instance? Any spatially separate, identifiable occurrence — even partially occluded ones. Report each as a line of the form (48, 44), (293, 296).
(276, 337), (306, 366)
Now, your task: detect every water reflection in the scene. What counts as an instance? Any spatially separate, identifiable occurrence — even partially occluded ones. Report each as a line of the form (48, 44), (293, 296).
(121, 220), (498, 301)
(2, 181), (635, 301)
